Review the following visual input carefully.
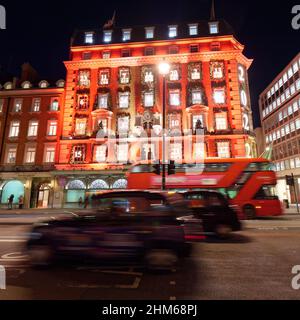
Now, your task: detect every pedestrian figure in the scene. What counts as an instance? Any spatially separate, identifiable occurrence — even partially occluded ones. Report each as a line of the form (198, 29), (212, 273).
(84, 196), (89, 209)
(8, 194), (14, 210)
(78, 197), (83, 208)
(18, 195), (24, 209)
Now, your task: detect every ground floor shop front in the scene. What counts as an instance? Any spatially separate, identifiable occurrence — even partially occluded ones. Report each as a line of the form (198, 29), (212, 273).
(0, 170), (128, 209)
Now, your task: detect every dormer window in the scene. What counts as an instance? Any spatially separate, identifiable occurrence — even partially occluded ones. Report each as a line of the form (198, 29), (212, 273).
(103, 30), (112, 43)
(189, 24), (198, 36)
(22, 81), (31, 89)
(122, 29), (131, 41)
(145, 27), (154, 39)
(39, 80), (49, 88)
(85, 32), (94, 44)
(209, 22), (219, 34)
(168, 25), (177, 38)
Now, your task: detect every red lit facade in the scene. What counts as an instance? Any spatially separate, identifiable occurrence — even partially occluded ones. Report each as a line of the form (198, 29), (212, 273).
(0, 18), (257, 208)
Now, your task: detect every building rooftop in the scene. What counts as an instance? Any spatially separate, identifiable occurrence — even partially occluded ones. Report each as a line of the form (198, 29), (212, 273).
(71, 19), (236, 47)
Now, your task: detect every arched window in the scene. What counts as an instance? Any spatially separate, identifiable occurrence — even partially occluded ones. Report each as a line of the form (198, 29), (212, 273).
(112, 179), (128, 189)
(66, 180), (86, 190)
(89, 179), (109, 190)
(1, 180), (24, 204)
(39, 80), (49, 88)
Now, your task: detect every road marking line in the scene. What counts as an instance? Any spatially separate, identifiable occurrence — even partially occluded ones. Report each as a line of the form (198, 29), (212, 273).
(115, 277), (141, 289)
(0, 240), (26, 243)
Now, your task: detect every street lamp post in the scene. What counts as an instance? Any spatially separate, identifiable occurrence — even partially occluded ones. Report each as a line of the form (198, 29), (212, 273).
(158, 60), (170, 191)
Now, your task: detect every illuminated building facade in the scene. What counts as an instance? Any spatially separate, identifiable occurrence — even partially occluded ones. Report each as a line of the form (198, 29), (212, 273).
(0, 15), (256, 208)
(0, 75), (65, 208)
(259, 52), (300, 203)
(54, 19), (256, 206)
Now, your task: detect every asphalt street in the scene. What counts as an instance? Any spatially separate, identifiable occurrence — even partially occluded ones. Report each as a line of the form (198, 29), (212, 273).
(0, 211), (300, 300)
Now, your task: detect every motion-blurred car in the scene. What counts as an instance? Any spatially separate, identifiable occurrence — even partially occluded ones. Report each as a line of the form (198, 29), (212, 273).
(182, 190), (242, 238)
(26, 191), (191, 271)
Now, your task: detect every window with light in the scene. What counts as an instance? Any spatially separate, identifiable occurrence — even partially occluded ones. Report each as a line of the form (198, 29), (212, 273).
(169, 90), (180, 106)
(217, 142), (230, 158)
(45, 147), (55, 163)
(98, 94), (109, 109)
(94, 145), (107, 163)
(209, 22), (219, 34)
(215, 113), (228, 130)
(213, 88), (225, 104)
(103, 31), (112, 43)
(168, 26), (177, 38)
(192, 90), (202, 105)
(189, 24), (198, 36)
(119, 92), (130, 109)
(32, 98), (41, 112)
(9, 121), (20, 138)
(144, 91), (154, 107)
(170, 143), (182, 161)
(25, 147), (36, 164)
(75, 118), (87, 136)
(85, 32), (94, 44)
(48, 121), (57, 136)
(122, 29), (131, 41)
(6, 147), (17, 164)
(145, 27), (154, 39)
(99, 70), (110, 85)
(50, 98), (59, 111)
(117, 144), (129, 163)
(28, 121), (39, 137)
(13, 99), (22, 112)
(118, 116), (130, 133)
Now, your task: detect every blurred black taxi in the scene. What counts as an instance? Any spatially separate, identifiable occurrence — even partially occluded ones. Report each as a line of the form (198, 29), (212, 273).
(26, 191), (191, 271)
(181, 190), (242, 238)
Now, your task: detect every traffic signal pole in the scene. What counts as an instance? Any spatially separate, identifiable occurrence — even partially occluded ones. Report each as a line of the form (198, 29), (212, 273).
(292, 173), (300, 214)
(162, 75), (166, 191)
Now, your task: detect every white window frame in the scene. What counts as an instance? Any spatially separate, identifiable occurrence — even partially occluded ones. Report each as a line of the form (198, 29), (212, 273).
(28, 120), (39, 137)
(145, 27), (154, 39)
(13, 98), (23, 112)
(85, 32), (94, 44)
(25, 146), (36, 164)
(9, 121), (20, 138)
(122, 29), (131, 41)
(44, 146), (56, 163)
(6, 146), (17, 164)
(103, 30), (112, 43)
(215, 113), (228, 130)
(189, 24), (198, 36)
(48, 120), (57, 136)
(168, 25), (177, 38)
(217, 141), (230, 158)
(209, 22), (219, 34)
(119, 92), (130, 109)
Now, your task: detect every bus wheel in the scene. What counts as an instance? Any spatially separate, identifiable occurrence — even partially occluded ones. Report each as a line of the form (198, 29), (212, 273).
(243, 205), (256, 220)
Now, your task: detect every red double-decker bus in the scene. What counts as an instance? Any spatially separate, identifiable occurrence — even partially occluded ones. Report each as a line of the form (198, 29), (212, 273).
(127, 158), (283, 219)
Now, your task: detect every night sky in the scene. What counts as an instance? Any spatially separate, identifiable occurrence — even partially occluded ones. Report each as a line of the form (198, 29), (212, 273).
(0, 0), (299, 128)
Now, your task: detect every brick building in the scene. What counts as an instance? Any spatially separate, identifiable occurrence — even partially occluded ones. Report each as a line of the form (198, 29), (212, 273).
(0, 65), (65, 208)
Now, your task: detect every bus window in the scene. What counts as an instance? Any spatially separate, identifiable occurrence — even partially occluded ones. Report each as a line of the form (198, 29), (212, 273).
(246, 162), (273, 172)
(254, 185), (278, 200)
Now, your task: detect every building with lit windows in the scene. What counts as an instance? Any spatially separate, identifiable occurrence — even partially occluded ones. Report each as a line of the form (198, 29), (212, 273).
(0, 66), (65, 208)
(259, 52), (300, 203)
(54, 16), (256, 207)
(0, 11), (257, 208)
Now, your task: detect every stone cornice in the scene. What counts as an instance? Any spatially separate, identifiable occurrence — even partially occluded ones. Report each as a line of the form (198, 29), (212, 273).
(64, 51), (253, 71)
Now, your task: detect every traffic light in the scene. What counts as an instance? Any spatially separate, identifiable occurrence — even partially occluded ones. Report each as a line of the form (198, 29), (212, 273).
(286, 175), (295, 186)
(153, 162), (161, 176)
(168, 160), (176, 176)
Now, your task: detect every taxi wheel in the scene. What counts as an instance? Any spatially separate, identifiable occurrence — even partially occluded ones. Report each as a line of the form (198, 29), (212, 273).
(27, 244), (54, 268)
(243, 205), (256, 220)
(215, 224), (232, 239)
(145, 249), (178, 271)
